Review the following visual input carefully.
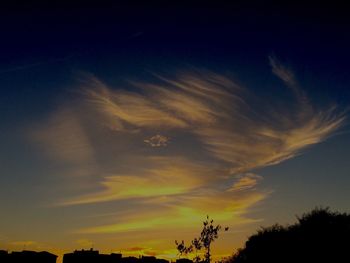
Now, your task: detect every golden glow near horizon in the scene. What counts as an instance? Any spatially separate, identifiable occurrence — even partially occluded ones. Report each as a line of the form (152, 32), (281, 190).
(5, 58), (345, 262)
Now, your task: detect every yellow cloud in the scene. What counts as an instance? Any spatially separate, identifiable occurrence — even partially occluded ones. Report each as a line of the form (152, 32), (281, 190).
(77, 186), (268, 234)
(59, 157), (207, 205)
(30, 63), (345, 251)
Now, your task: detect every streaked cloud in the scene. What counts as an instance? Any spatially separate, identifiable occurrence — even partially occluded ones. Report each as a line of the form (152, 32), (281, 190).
(77, 189), (267, 234)
(83, 77), (188, 131)
(31, 108), (96, 169)
(80, 64), (344, 177)
(59, 157), (206, 205)
(228, 173), (262, 192)
(31, 59), (345, 244)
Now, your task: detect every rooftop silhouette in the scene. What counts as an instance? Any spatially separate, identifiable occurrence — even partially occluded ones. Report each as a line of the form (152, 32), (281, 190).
(0, 249), (178, 263)
(0, 250), (57, 263)
(63, 250), (178, 263)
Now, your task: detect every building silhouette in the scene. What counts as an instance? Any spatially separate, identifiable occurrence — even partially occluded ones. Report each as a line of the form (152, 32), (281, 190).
(120, 256), (139, 263)
(63, 249), (173, 263)
(0, 250), (57, 263)
(0, 248), (184, 263)
(176, 259), (193, 263)
(140, 256), (169, 263)
(63, 249), (122, 263)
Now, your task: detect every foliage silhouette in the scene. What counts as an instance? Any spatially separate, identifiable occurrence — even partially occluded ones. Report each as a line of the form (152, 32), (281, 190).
(227, 207), (350, 263)
(175, 216), (228, 263)
(175, 240), (193, 259)
(191, 238), (202, 263)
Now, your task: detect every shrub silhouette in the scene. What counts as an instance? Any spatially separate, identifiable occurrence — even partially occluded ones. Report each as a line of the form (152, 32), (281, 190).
(229, 207), (350, 263)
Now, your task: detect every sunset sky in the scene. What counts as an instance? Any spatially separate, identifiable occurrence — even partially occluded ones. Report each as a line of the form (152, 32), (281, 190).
(1, 2), (350, 262)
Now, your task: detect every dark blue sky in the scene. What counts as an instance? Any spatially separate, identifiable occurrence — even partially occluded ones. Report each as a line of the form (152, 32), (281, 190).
(1, 2), (350, 120)
(1, 2), (350, 259)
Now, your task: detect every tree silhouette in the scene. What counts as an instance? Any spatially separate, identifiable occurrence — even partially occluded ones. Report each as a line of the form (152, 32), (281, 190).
(227, 207), (350, 263)
(175, 240), (193, 259)
(191, 238), (202, 263)
(175, 216), (228, 263)
(200, 216), (228, 263)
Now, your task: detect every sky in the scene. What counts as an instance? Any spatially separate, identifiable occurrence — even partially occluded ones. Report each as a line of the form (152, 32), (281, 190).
(1, 2), (350, 262)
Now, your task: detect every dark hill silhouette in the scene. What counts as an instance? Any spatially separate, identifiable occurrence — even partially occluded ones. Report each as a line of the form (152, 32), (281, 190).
(229, 207), (350, 263)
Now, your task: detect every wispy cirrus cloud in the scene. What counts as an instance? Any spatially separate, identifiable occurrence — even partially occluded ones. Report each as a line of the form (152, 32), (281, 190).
(32, 108), (95, 166)
(78, 59), (344, 175)
(77, 188), (267, 234)
(228, 173), (262, 192)
(59, 157), (208, 206)
(31, 58), (345, 239)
